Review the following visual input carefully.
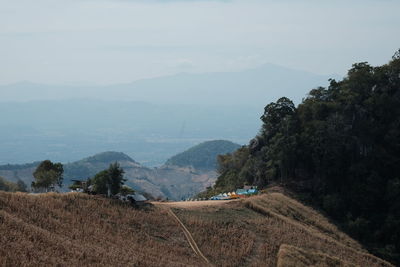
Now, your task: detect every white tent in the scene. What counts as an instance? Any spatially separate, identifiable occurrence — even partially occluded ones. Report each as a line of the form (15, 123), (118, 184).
(132, 194), (147, 202)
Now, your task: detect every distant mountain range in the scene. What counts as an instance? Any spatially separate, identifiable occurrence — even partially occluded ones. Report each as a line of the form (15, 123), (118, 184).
(0, 64), (337, 165)
(0, 63), (337, 105)
(0, 140), (241, 200)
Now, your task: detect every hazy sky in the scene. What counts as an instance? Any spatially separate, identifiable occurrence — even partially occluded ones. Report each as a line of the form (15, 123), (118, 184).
(1, 0), (399, 85)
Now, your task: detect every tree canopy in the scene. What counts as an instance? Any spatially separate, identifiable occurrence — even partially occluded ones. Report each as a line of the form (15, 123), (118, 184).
(91, 162), (126, 196)
(32, 160), (63, 191)
(0, 176), (27, 192)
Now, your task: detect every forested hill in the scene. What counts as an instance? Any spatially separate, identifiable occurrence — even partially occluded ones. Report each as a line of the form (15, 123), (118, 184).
(207, 50), (400, 264)
(75, 151), (136, 164)
(165, 140), (241, 170)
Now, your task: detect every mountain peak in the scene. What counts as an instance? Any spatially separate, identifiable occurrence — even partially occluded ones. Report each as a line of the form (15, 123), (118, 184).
(81, 151), (136, 164)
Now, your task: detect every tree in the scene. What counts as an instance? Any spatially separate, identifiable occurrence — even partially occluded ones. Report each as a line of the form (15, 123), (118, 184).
(0, 176), (21, 192)
(120, 185), (135, 196)
(92, 162), (126, 196)
(16, 179), (27, 192)
(393, 49), (400, 60)
(32, 160), (63, 192)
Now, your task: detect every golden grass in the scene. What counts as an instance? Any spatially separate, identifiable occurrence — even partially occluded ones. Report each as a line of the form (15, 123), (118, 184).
(0, 192), (202, 266)
(277, 244), (356, 267)
(173, 193), (393, 267)
(0, 191), (393, 266)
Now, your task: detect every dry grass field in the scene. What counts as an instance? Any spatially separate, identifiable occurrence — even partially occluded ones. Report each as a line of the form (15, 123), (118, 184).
(0, 191), (393, 266)
(0, 192), (201, 266)
(172, 193), (393, 267)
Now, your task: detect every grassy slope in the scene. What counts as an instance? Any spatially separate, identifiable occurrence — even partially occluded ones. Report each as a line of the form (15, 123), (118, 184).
(0, 192), (201, 266)
(173, 193), (393, 267)
(0, 191), (393, 266)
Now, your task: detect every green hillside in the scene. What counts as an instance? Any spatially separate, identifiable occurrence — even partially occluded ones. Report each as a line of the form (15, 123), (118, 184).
(63, 152), (138, 182)
(77, 151), (136, 164)
(165, 140), (241, 170)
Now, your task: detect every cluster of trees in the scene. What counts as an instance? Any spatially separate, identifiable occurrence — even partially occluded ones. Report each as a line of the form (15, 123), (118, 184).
(85, 162), (127, 196)
(209, 50), (400, 264)
(30, 159), (129, 197)
(0, 176), (27, 192)
(31, 160), (64, 192)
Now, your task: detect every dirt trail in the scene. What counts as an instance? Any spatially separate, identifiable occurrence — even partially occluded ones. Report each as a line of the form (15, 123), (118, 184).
(153, 199), (239, 209)
(153, 199), (240, 266)
(167, 208), (212, 265)
(154, 202), (213, 265)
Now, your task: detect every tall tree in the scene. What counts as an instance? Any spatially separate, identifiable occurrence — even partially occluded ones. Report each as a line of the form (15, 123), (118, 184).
(92, 162), (126, 196)
(32, 160), (63, 191)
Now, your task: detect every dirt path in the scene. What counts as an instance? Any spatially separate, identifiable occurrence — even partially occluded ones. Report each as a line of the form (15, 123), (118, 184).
(167, 208), (212, 265)
(154, 202), (213, 265)
(153, 199), (239, 209)
(153, 199), (239, 265)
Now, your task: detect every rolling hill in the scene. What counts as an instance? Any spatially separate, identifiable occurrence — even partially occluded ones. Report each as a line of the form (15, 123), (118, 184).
(165, 140), (241, 170)
(0, 141), (239, 200)
(0, 189), (392, 266)
(0, 151), (214, 200)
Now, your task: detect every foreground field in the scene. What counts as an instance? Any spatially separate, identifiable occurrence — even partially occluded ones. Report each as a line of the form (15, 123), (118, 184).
(0, 192), (200, 266)
(0, 191), (393, 266)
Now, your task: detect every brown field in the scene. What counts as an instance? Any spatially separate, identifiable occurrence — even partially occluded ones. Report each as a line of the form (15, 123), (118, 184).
(172, 193), (393, 267)
(154, 199), (238, 208)
(276, 244), (356, 267)
(0, 192), (201, 266)
(0, 191), (393, 266)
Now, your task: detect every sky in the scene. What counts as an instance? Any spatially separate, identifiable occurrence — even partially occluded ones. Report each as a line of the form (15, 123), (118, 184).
(0, 0), (399, 85)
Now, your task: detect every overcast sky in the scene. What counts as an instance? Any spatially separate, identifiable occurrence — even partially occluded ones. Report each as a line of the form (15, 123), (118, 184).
(0, 0), (399, 85)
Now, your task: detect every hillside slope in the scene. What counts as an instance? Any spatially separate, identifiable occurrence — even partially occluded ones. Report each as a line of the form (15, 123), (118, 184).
(0, 192), (200, 266)
(0, 191), (392, 266)
(165, 140), (241, 170)
(172, 192), (392, 267)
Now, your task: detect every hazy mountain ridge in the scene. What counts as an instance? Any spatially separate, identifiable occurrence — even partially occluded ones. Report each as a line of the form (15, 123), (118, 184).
(0, 63), (336, 105)
(0, 64), (335, 165)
